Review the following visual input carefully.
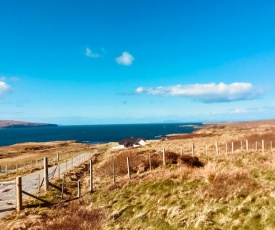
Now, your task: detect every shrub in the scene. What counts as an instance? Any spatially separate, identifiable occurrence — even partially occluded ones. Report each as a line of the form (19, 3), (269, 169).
(141, 154), (162, 170)
(97, 150), (145, 177)
(165, 151), (180, 164)
(178, 154), (204, 167)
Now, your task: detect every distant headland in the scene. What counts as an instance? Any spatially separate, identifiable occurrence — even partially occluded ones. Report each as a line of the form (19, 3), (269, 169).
(0, 120), (58, 129)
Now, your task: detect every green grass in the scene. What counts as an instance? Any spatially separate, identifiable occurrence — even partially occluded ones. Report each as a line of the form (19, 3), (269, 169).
(1, 138), (275, 230)
(87, 151), (275, 230)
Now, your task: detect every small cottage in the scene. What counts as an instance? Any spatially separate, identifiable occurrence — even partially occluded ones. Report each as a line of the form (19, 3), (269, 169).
(118, 137), (147, 148)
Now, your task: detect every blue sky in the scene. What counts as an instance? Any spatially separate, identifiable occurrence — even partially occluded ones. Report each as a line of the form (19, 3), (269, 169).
(1, 0), (275, 125)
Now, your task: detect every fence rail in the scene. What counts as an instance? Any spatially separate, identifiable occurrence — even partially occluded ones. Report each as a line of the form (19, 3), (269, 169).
(0, 151), (95, 218)
(0, 151), (86, 175)
(1, 138), (274, 218)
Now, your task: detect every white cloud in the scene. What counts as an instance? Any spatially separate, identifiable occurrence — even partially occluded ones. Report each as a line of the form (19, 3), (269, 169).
(0, 81), (11, 97)
(135, 82), (262, 103)
(85, 48), (101, 58)
(115, 51), (134, 66)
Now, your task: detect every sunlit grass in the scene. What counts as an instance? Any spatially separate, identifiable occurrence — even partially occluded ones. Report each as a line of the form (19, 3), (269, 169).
(1, 123), (275, 229)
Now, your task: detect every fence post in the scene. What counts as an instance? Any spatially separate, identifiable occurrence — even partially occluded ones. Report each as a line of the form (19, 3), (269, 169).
(61, 174), (65, 199)
(215, 142), (219, 156)
(262, 140), (265, 154)
(162, 148), (166, 166)
(5, 164), (8, 175)
(180, 147), (183, 155)
(255, 141), (258, 151)
(77, 180), (81, 198)
(66, 160), (68, 172)
(232, 142), (234, 154)
(127, 157), (131, 179)
(57, 152), (60, 162)
(90, 160), (93, 192)
(246, 139), (248, 152)
(16, 176), (22, 211)
(44, 157), (49, 192)
(191, 143), (194, 156)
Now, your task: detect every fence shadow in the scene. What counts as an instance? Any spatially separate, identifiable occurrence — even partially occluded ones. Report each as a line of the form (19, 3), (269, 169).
(0, 207), (15, 213)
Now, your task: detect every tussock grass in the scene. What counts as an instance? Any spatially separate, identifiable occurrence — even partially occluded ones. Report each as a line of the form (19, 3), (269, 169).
(88, 151), (275, 229)
(1, 121), (275, 229)
(38, 202), (105, 230)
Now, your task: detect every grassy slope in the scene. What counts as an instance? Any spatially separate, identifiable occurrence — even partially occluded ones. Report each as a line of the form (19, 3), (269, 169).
(1, 122), (275, 229)
(90, 152), (275, 230)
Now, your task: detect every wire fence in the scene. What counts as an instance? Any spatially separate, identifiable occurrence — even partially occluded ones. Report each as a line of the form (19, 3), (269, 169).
(0, 151), (95, 218)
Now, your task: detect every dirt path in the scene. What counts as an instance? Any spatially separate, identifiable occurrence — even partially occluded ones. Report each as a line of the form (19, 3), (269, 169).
(0, 151), (94, 219)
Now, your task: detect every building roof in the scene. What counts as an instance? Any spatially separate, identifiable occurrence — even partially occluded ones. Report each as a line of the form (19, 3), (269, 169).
(118, 137), (146, 146)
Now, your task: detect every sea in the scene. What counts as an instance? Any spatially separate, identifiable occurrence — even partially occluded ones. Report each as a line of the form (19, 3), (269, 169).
(0, 123), (203, 146)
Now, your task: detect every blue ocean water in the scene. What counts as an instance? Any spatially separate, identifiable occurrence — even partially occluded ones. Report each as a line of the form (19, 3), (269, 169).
(0, 123), (202, 146)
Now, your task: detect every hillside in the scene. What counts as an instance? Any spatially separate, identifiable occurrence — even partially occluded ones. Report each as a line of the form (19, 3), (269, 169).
(0, 120), (275, 229)
(0, 120), (58, 128)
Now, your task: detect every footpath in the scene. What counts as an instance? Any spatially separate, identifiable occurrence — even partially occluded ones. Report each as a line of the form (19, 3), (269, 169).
(0, 152), (93, 219)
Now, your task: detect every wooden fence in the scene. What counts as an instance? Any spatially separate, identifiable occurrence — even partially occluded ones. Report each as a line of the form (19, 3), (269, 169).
(0, 152), (94, 214)
(0, 151), (83, 175)
(3, 138), (274, 213)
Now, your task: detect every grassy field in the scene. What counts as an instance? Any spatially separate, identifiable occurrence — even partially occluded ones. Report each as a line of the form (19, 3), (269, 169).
(1, 120), (275, 229)
(0, 141), (101, 181)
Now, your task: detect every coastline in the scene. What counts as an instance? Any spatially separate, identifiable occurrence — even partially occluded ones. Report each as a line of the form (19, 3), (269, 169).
(0, 120), (58, 129)
(0, 123), (200, 147)
(1, 120), (275, 228)
(1, 119), (275, 164)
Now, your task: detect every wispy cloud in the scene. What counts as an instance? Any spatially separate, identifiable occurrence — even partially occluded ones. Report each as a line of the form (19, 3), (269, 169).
(136, 82), (262, 103)
(85, 48), (101, 58)
(0, 81), (11, 97)
(115, 51), (134, 66)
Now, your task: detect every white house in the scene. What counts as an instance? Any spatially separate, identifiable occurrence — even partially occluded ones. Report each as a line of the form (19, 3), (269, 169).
(114, 137), (147, 149)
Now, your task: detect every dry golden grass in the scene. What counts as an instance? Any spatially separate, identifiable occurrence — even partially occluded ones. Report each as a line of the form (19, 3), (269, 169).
(1, 120), (275, 229)
(0, 141), (97, 180)
(0, 141), (92, 163)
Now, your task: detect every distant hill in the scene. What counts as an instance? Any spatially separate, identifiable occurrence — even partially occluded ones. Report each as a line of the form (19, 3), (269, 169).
(0, 120), (58, 128)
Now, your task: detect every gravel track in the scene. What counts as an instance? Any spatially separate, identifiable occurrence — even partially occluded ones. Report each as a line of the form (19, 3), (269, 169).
(0, 152), (93, 219)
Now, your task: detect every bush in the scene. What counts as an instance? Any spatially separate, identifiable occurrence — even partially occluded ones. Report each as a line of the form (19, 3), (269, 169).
(165, 151), (180, 164)
(97, 150), (145, 177)
(178, 154), (204, 167)
(141, 154), (162, 170)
